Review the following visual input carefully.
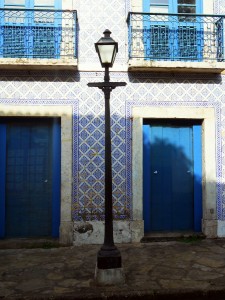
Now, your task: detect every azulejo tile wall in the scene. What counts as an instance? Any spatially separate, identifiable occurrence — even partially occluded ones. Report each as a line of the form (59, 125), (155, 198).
(214, 0), (225, 14)
(77, 0), (127, 68)
(0, 0), (225, 240)
(0, 70), (225, 223)
(77, 73), (129, 221)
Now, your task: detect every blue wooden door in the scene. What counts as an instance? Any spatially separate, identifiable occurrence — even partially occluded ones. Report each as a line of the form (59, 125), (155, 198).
(0, 118), (60, 238)
(143, 123), (202, 232)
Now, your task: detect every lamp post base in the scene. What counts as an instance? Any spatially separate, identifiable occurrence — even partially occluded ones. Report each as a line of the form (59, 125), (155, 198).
(95, 265), (125, 286)
(95, 246), (125, 285)
(97, 246), (122, 269)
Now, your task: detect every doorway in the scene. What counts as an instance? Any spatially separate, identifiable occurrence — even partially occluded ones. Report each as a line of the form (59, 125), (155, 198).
(143, 120), (202, 233)
(0, 117), (61, 238)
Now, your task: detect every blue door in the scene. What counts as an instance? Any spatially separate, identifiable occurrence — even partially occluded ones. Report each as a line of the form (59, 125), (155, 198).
(0, 118), (61, 238)
(143, 123), (202, 232)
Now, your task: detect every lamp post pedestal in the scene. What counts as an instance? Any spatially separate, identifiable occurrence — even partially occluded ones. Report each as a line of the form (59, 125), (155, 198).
(95, 264), (125, 286)
(95, 241), (125, 285)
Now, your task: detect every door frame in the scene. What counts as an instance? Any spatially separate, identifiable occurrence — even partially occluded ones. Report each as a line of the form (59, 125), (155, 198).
(132, 106), (217, 238)
(0, 105), (73, 244)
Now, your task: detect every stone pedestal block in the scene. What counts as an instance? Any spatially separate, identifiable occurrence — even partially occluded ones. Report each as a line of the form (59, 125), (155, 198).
(95, 266), (125, 286)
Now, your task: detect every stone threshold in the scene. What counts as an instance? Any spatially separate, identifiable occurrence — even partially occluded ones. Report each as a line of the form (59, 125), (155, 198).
(0, 238), (63, 249)
(141, 232), (206, 243)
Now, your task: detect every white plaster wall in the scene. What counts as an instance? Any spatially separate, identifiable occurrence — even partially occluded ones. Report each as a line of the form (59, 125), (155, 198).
(204, 0), (214, 14)
(218, 220), (225, 237)
(73, 220), (144, 244)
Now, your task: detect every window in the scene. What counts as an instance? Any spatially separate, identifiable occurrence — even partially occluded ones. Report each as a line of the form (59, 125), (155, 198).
(143, 0), (203, 61)
(150, 0), (169, 14)
(0, 0), (61, 59)
(178, 0), (196, 14)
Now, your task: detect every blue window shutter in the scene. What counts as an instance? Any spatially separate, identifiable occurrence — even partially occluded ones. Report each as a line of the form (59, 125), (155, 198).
(32, 0), (62, 59)
(0, 124), (6, 238)
(2, 1), (27, 58)
(142, 0), (172, 60)
(143, 0), (150, 13)
(54, 0), (61, 9)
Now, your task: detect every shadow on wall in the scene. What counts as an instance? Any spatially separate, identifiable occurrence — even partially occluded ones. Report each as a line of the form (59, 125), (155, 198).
(76, 113), (129, 222)
(0, 70), (81, 82)
(128, 71), (222, 84)
(76, 113), (221, 235)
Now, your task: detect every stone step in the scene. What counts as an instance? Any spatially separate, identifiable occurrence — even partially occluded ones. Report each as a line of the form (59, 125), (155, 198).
(141, 232), (206, 243)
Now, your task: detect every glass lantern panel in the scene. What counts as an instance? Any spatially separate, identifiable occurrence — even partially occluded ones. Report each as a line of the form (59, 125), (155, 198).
(97, 44), (115, 64)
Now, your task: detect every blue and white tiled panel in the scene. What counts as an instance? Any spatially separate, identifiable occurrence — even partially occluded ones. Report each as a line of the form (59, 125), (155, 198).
(75, 74), (128, 221)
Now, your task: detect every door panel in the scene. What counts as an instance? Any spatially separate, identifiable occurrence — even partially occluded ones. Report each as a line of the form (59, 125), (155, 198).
(0, 124), (6, 238)
(52, 118), (61, 237)
(6, 122), (53, 237)
(0, 118), (60, 238)
(143, 123), (202, 232)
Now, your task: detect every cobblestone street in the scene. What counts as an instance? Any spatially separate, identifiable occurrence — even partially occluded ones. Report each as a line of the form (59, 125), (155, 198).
(1, 239), (225, 299)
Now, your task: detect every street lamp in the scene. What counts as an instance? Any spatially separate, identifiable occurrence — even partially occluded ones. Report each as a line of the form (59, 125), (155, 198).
(88, 29), (126, 285)
(95, 29), (118, 68)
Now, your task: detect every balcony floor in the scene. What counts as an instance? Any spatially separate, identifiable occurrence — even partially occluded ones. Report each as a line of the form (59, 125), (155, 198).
(128, 59), (225, 74)
(0, 58), (78, 70)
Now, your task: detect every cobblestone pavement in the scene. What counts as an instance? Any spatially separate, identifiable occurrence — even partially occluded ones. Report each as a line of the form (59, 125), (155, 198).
(1, 239), (225, 299)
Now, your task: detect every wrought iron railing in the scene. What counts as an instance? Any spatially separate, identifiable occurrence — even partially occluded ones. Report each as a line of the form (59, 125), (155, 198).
(0, 8), (77, 59)
(127, 12), (225, 62)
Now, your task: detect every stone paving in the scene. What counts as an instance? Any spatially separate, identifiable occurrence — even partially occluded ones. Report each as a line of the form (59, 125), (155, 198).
(1, 239), (225, 299)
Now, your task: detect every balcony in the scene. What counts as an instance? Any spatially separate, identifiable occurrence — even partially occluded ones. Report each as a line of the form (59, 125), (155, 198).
(0, 8), (78, 70)
(127, 12), (225, 73)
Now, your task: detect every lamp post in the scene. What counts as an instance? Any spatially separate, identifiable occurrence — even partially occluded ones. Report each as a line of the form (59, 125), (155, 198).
(88, 29), (126, 284)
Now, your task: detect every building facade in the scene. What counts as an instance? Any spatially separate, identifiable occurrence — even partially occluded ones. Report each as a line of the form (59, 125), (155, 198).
(0, 0), (225, 245)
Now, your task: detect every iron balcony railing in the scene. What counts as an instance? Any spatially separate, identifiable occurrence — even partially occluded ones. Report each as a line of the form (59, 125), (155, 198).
(0, 8), (77, 59)
(127, 12), (225, 62)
